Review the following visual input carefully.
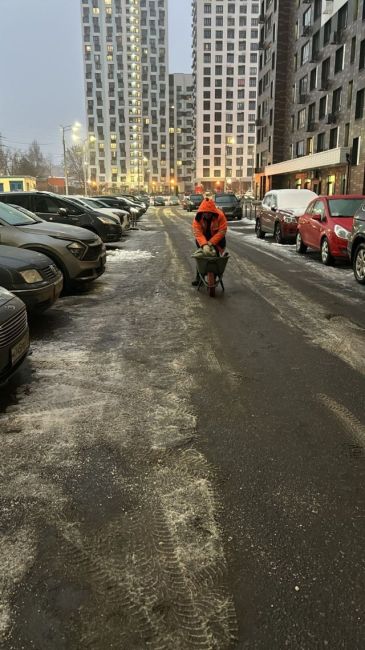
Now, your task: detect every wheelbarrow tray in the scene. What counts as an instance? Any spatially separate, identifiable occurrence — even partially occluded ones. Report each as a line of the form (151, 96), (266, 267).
(194, 254), (229, 278)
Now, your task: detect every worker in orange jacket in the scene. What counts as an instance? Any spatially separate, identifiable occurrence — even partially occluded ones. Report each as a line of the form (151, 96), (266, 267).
(191, 197), (227, 285)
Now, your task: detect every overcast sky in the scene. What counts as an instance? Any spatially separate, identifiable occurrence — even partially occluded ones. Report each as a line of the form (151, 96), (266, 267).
(0, 0), (191, 165)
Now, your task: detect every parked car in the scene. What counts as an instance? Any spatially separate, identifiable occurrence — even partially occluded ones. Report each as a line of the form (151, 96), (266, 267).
(349, 201), (365, 284)
(187, 194), (204, 212)
(214, 193), (242, 220)
(94, 195), (144, 218)
(0, 245), (62, 312)
(0, 202), (106, 287)
(121, 195), (148, 211)
(256, 189), (317, 243)
(154, 196), (166, 206)
(169, 196), (180, 206)
(0, 191), (122, 243)
(70, 196), (130, 231)
(296, 195), (365, 265)
(0, 287), (29, 383)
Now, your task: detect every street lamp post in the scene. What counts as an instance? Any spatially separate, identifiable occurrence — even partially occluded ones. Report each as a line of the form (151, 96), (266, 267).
(224, 137), (234, 192)
(60, 122), (81, 195)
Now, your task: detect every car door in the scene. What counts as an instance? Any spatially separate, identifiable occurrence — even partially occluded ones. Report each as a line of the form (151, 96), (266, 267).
(267, 193), (278, 234)
(299, 201), (314, 245)
(260, 194), (272, 231)
(33, 195), (83, 226)
(33, 194), (66, 224)
(308, 200), (325, 249)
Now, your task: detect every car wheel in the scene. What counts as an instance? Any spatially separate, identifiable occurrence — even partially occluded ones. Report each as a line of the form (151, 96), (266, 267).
(255, 219), (265, 239)
(353, 243), (365, 284)
(274, 222), (284, 244)
(296, 232), (307, 254)
(320, 237), (333, 265)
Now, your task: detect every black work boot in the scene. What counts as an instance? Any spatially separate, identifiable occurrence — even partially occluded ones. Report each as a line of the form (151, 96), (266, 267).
(191, 271), (200, 286)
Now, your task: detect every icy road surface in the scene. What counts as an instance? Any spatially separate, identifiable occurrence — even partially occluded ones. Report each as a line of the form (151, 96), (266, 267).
(0, 207), (364, 649)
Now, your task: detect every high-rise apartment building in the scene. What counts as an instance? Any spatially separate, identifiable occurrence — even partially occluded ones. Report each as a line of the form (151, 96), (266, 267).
(169, 74), (194, 194)
(192, 0), (260, 194)
(81, 0), (169, 193)
(256, 0), (365, 197)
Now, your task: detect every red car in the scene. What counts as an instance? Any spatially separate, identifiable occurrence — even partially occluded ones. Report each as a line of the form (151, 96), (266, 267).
(296, 195), (365, 264)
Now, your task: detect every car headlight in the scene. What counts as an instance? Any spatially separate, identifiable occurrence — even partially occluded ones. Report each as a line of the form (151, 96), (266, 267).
(19, 269), (43, 284)
(283, 215), (297, 223)
(67, 241), (86, 259)
(334, 224), (351, 240)
(97, 216), (116, 224)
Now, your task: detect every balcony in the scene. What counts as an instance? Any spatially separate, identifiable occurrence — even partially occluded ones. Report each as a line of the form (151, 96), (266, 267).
(255, 117), (264, 126)
(298, 94), (309, 104)
(262, 147), (350, 177)
(258, 13), (265, 24)
(308, 121), (318, 132)
(255, 166), (264, 174)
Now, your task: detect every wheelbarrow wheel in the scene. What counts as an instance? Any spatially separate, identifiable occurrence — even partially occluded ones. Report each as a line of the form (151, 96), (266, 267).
(207, 271), (215, 297)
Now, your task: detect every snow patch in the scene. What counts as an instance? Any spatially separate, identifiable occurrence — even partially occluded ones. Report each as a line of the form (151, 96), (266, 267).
(107, 249), (154, 262)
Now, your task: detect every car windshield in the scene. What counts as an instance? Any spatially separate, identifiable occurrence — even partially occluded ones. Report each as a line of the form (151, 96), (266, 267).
(215, 195), (238, 205)
(277, 192), (314, 210)
(328, 198), (364, 217)
(190, 195), (202, 201)
(0, 202), (40, 225)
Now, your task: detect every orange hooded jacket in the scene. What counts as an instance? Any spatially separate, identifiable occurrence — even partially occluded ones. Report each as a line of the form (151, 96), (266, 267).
(192, 198), (227, 251)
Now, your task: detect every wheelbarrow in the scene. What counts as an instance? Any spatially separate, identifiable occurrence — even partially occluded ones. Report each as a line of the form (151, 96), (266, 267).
(192, 253), (229, 297)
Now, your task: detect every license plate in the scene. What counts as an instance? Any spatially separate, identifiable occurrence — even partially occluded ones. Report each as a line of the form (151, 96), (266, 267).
(11, 331), (29, 366)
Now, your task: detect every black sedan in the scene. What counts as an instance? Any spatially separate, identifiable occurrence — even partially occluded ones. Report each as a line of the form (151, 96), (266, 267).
(0, 287), (30, 383)
(0, 245), (63, 312)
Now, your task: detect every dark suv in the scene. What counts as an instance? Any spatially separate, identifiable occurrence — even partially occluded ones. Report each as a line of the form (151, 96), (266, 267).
(214, 193), (241, 220)
(187, 194), (204, 212)
(348, 203), (365, 284)
(0, 192), (122, 243)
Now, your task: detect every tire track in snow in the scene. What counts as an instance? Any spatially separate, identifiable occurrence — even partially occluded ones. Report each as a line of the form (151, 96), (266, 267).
(1, 220), (237, 649)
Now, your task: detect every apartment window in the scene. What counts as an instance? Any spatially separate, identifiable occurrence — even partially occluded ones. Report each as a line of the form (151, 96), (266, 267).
(297, 108), (306, 129)
(351, 37), (356, 64)
(323, 19), (331, 45)
(359, 39), (365, 70)
(332, 87), (342, 113)
(344, 123), (350, 147)
(204, 3), (211, 12)
(306, 137), (314, 155)
(296, 140), (305, 157)
(310, 67), (317, 91)
(329, 127), (338, 149)
(301, 42), (310, 65)
(319, 96), (327, 119)
(338, 3), (348, 31)
(317, 132), (325, 152)
(334, 46), (344, 73)
(351, 137), (360, 165)
(347, 80), (353, 108)
(355, 88), (365, 119)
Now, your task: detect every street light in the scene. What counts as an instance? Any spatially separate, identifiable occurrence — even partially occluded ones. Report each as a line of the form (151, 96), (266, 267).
(224, 137), (235, 192)
(60, 122), (81, 195)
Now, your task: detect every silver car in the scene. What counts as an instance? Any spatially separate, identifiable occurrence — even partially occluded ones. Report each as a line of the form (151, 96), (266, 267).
(0, 203), (106, 287)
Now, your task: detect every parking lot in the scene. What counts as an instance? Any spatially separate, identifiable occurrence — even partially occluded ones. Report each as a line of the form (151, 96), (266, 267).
(1, 205), (364, 649)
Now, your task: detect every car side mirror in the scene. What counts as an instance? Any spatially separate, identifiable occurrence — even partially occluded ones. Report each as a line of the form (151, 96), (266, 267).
(271, 206), (277, 212)
(311, 213), (321, 220)
(58, 207), (68, 216)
